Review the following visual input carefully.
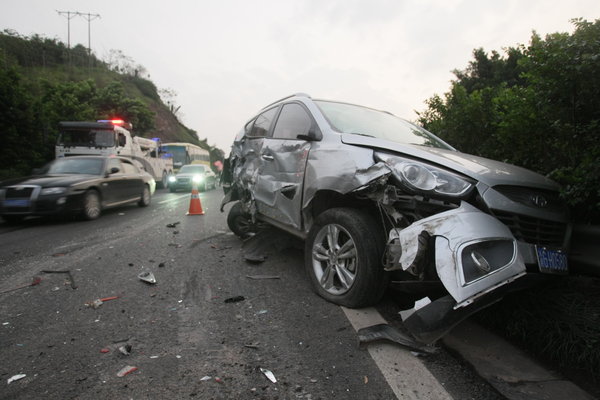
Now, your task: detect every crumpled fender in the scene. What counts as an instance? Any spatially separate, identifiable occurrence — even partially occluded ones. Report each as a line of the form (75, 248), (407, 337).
(387, 202), (526, 307)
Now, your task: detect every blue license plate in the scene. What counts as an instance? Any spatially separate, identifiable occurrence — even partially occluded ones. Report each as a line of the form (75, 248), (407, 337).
(536, 246), (568, 274)
(4, 199), (30, 207)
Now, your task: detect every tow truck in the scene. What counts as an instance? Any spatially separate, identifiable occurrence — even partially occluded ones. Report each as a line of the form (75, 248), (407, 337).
(55, 119), (174, 188)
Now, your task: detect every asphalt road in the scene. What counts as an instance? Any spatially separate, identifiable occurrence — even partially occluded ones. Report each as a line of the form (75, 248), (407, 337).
(0, 188), (503, 399)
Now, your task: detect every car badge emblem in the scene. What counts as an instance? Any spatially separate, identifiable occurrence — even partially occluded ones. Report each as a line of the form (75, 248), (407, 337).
(531, 194), (548, 208)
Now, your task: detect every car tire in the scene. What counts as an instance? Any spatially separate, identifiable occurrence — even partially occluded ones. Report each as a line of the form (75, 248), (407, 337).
(227, 202), (257, 239)
(159, 171), (167, 189)
(82, 189), (101, 220)
(138, 184), (151, 207)
(304, 207), (388, 308)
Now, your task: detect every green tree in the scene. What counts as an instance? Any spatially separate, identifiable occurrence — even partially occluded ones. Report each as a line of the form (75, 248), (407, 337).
(418, 18), (600, 222)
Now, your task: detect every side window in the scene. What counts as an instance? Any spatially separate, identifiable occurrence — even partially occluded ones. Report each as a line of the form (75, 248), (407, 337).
(248, 107), (278, 138)
(121, 160), (139, 174)
(107, 158), (121, 173)
(272, 103), (312, 140)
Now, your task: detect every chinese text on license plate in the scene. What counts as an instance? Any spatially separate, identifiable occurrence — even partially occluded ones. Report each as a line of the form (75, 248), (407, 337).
(536, 246), (568, 274)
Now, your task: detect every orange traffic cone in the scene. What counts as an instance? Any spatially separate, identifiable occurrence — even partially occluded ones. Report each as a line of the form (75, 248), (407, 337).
(187, 184), (205, 215)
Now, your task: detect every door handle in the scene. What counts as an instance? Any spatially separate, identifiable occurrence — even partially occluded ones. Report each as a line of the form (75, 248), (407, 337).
(261, 154), (274, 161)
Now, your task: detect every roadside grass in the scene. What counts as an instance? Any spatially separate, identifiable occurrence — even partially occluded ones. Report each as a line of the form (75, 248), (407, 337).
(476, 275), (600, 382)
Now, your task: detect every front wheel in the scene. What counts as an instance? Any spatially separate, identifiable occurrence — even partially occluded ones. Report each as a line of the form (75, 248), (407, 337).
(82, 190), (101, 220)
(138, 184), (151, 207)
(227, 202), (258, 239)
(305, 208), (388, 308)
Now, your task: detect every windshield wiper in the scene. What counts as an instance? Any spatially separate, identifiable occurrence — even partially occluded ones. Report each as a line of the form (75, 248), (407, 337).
(349, 132), (376, 138)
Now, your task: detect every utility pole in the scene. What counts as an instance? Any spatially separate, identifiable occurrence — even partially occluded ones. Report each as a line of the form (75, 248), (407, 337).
(56, 10), (78, 65)
(78, 12), (101, 62)
(56, 10), (101, 68)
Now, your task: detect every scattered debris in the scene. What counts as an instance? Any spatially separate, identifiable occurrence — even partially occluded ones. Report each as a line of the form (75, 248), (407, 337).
(246, 275), (280, 280)
(168, 243), (182, 248)
(100, 296), (119, 302)
(150, 355), (159, 359)
(364, 376), (369, 384)
(116, 366), (138, 377)
(118, 344), (132, 356)
(166, 222), (180, 228)
(173, 230), (179, 235)
(200, 376), (212, 381)
(244, 343), (259, 349)
(215, 377), (223, 383)
(85, 299), (104, 309)
(138, 271), (157, 284)
(158, 262), (165, 268)
(224, 296), (245, 303)
(255, 310), (268, 315)
(41, 269), (77, 289)
(100, 348), (110, 353)
(51, 286), (60, 292)
(244, 254), (266, 264)
(357, 324), (437, 354)
(7, 374), (26, 384)
(128, 263), (134, 267)
(260, 368), (277, 383)
(0, 276), (42, 295)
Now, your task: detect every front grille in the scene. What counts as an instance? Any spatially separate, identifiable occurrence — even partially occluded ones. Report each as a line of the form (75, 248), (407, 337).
(6, 187), (34, 198)
(493, 185), (565, 213)
(177, 178), (190, 184)
(491, 210), (567, 247)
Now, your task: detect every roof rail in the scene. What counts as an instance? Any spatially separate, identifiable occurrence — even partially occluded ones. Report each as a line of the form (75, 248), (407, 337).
(261, 93), (311, 110)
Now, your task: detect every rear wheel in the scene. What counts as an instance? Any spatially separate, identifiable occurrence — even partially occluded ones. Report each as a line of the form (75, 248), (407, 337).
(82, 190), (101, 220)
(305, 208), (388, 308)
(138, 184), (151, 207)
(227, 202), (257, 239)
(159, 171), (168, 189)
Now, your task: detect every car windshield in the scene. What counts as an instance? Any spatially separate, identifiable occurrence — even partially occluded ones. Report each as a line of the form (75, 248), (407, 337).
(57, 129), (115, 147)
(179, 165), (206, 174)
(314, 100), (453, 150)
(47, 158), (104, 175)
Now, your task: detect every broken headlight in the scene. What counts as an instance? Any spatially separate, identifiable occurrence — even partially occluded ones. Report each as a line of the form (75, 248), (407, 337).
(376, 153), (473, 198)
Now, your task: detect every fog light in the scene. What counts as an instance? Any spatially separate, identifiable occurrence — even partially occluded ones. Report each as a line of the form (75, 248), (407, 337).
(461, 239), (515, 284)
(471, 251), (491, 273)
(57, 197), (66, 205)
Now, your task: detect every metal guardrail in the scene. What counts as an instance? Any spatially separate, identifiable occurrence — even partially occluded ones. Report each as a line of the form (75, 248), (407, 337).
(569, 224), (600, 277)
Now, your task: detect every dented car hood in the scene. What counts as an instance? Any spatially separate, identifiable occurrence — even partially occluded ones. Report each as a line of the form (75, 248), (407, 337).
(341, 133), (559, 191)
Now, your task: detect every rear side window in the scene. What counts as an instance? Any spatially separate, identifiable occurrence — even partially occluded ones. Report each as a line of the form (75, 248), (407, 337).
(248, 107), (278, 138)
(121, 160), (139, 174)
(272, 103), (312, 140)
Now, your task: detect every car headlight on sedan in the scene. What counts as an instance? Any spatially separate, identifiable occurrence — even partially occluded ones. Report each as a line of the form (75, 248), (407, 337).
(376, 152), (473, 197)
(40, 187), (67, 195)
(192, 175), (204, 183)
(168, 176), (177, 183)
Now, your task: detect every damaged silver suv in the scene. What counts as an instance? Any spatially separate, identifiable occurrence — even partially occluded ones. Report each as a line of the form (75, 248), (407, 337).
(221, 93), (570, 313)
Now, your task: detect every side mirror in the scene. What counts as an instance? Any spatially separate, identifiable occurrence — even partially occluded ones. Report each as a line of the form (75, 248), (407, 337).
(296, 125), (322, 142)
(110, 167), (120, 174)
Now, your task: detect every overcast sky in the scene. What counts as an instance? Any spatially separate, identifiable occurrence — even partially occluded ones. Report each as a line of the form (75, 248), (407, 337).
(2, 1), (599, 152)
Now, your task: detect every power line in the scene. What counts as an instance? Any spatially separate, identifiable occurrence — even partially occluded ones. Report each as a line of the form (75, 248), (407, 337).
(56, 10), (101, 64)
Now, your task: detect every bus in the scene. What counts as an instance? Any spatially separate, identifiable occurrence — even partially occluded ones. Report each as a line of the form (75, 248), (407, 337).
(161, 142), (210, 172)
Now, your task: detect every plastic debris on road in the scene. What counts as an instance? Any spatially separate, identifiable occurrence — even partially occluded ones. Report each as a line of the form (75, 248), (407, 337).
(85, 299), (104, 309)
(224, 296), (245, 303)
(7, 374), (26, 384)
(166, 222), (180, 228)
(116, 366), (138, 377)
(0, 276), (42, 295)
(246, 275), (280, 280)
(260, 368), (277, 383)
(100, 348), (110, 353)
(118, 344), (132, 356)
(200, 376), (212, 381)
(138, 271), (157, 284)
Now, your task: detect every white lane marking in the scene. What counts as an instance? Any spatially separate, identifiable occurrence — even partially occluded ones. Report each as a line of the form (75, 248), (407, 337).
(158, 193), (190, 204)
(341, 306), (453, 400)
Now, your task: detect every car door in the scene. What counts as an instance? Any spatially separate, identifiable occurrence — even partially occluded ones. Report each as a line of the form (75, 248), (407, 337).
(119, 159), (144, 200)
(254, 102), (314, 230)
(101, 158), (127, 205)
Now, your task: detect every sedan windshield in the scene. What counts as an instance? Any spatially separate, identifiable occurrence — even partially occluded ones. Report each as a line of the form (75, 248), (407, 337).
(179, 165), (206, 174)
(47, 158), (104, 175)
(314, 100), (453, 150)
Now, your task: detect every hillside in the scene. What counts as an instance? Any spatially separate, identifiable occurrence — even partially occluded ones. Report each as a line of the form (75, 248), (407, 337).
(0, 30), (223, 178)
